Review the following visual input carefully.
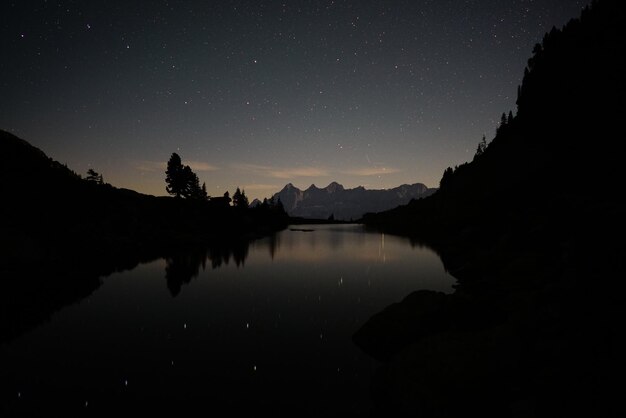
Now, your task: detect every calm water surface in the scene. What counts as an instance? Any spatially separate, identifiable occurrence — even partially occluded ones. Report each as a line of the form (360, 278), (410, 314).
(1, 224), (454, 416)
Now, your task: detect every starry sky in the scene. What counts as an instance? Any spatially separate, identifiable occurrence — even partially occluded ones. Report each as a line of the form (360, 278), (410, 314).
(1, 0), (587, 200)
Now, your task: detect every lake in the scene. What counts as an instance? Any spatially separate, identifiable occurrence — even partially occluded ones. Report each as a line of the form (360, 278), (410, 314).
(1, 224), (455, 416)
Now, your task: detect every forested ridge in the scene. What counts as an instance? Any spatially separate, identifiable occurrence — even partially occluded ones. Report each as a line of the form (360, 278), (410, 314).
(357, 1), (626, 416)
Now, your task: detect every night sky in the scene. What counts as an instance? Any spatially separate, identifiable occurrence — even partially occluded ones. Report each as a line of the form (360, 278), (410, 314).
(1, 0), (587, 200)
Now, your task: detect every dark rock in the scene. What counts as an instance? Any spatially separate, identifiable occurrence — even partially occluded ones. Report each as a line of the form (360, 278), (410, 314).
(353, 290), (451, 361)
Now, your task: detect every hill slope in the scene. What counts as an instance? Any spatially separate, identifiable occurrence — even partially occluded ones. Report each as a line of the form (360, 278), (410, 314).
(0, 129), (289, 267)
(364, 0), (625, 240)
(0, 130), (288, 343)
(357, 1), (626, 416)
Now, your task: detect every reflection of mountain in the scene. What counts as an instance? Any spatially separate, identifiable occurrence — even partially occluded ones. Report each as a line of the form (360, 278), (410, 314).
(165, 241), (250, 297)
(273, 181), (436, 220)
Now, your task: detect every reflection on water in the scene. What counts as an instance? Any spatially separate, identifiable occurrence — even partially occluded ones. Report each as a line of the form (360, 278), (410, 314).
(1, 224), (455, 415)
(165, 241), (250, 296)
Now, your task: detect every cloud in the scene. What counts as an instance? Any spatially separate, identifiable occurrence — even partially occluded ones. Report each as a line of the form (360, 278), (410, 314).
(136, 161), (166, 172)
(234, 163), (330, 179)
(231, 163), (399, 182)
(239, 183), (280, 191)
(187, 161), (219, 172)
(136, 160), (218, 173)
(270, 167), (330, 178)
(340, 167), (401, 176)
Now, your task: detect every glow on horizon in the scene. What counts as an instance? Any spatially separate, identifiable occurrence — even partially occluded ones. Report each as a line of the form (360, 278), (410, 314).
(1, 1), (588, 201)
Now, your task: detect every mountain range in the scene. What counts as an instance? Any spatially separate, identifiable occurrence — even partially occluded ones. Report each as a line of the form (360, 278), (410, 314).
(267, 181), (437, 220)
(1, 128), (289, 343)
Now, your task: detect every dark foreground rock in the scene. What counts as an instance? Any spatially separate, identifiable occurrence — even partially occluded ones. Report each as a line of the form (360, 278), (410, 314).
(353, 290), (502, 362)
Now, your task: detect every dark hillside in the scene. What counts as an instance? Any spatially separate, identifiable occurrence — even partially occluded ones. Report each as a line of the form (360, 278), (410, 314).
(365, 0), (625, 242)
(0, 129), (288, 268)
(358, 1), (626, 416)
(0, 130), (288, 343)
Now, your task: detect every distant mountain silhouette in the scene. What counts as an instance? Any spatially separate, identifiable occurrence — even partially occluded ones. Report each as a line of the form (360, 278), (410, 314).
(358, 1), (626, 416)
(271, 181), (436, 220)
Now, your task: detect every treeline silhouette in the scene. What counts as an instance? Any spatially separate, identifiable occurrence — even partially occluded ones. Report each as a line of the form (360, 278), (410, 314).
(0, 131), (288, 343)
(358, 1), (626, 416)
(364, 0), (625, 241)
(165, 152), (208, 200)
(0, 133), (288, 268)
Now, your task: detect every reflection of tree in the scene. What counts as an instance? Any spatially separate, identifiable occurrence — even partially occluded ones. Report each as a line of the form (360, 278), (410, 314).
(267, 234), (279, 260)
(248, 233), (280, 260)
(208, 246), (229, 269)
(232, 240), (249, 267)
(165, 240), (251, 296)
(165, 252), (204, 297)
